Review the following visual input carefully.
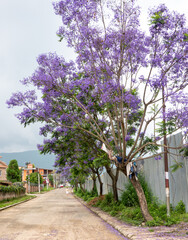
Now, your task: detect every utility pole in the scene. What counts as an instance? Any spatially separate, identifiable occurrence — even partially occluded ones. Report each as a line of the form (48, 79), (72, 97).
(28, 170), (30, 194)
(162, 85), (170, 216)
(53, 172), (56, 188)
(47, 169), (49, 190)
(38, 168), (41, 193)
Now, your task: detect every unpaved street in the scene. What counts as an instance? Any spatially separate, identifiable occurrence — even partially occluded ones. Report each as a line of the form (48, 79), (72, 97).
(0, 188), (127, 240)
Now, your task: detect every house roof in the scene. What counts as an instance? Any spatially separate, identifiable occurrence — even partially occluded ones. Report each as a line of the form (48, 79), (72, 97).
(0, 160), (8, 168)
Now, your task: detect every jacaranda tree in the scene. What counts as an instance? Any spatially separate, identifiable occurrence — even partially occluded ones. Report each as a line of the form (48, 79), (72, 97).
(38, 128), (108, 196)
(7, 0), (188, 221)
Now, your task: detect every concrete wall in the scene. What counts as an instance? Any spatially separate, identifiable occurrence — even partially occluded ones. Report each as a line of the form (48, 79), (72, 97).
(84, 132), (188, 211)
(0, 192), (25, 201)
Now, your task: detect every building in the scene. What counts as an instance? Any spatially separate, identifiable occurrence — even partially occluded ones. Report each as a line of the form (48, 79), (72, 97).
(0, 157), (8, 181)
(21, 163), (53, 183)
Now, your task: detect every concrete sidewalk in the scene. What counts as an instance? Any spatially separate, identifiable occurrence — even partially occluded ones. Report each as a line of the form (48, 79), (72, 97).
(75, 195), (188, 240)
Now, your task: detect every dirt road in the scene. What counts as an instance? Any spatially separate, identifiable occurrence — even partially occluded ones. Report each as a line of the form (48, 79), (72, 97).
(0, 188), (128, 240)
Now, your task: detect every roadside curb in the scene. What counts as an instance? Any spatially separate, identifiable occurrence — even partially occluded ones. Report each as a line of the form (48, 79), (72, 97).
(0, 195), (37, 212)
(73, 195), (186, 240)
(73, 194), (132, 240)
(0, 189), (55, 211)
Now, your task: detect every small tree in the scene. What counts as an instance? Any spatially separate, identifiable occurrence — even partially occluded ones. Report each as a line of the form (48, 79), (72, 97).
(26, 172), (43, 184)
(6, 159), (21, 183)
(48, 174), (54, 186)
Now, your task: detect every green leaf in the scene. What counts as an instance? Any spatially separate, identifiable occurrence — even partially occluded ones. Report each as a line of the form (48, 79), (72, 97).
(170, 162), (184, 172)
(183, 33), (188, 42)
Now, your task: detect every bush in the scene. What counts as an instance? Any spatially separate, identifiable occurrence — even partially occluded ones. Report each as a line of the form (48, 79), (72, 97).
(121, 174), (153, 207)
(74, 187), (98, 201)
(0, 185), (26, 194)
(146, 200), (187, 226)
(175, 200), (186, 214)
(75, 188), (85, 198)
(146, 217), (164, 227)
(104, 192), (114, 204)
(121, 207), (143, 220)
(13, 182), (23, 187)
(90, 186), (98, 197)
(75, 186), (188, 227)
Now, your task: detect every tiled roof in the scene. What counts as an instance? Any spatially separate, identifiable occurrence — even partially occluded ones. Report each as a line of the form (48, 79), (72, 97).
(0, 160), (8, 168)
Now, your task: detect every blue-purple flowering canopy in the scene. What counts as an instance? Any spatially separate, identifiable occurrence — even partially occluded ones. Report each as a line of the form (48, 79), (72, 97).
(7, 0), (188, 165)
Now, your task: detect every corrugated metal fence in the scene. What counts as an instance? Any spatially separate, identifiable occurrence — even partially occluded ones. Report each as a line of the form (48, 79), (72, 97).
(83, 133), (188, 212)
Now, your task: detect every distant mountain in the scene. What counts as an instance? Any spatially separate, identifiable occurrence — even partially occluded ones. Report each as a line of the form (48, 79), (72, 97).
(0, 150), (56, 169)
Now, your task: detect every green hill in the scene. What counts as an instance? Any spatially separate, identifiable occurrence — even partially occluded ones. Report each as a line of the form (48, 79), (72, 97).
(0, 150), (56, 169)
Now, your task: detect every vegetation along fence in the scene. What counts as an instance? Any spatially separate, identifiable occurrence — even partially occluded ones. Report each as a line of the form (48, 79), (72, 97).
(0, 185), (26, 201)
(83, 132), (188, 212)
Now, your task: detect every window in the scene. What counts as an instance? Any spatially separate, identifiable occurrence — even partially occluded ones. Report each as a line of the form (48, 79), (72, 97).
(0, 170), (2, 176)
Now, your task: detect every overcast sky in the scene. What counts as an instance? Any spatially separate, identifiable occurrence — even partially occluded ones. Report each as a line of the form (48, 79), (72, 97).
(0, 0), (187, 153)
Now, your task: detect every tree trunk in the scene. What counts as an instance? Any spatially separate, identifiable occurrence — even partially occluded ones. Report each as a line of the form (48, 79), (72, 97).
(74, 182), (78, 191)
(79, 183), (85, 192)
(92, 173), (97, 192)
(121, 169), (153, 222)
(96, 170), (103, 196)
(130, 178), (153, 221)
(112, 177), (118, 201)
(105, 166), (119, 201)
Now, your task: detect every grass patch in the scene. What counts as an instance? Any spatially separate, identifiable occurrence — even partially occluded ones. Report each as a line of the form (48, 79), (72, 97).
(30, 186), (54, 194)
(0, 195), (36, 209)
(41, 186), (54, 192)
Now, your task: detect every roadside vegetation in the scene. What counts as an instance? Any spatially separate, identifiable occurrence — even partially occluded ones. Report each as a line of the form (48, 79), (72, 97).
(0, 184), (25, 194)
(0, 195), (36, 209)
(74, 175), (188, 227)
(6, 159), (22, 183)
(42, 186), (54, 192)
(30, 186), (54, 194)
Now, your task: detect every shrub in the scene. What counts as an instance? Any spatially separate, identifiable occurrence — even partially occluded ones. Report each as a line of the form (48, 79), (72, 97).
(175, 200), (186, 214)
(75, 188), (85, 198)
(13, 182), (23, 187)
(104, 192), (114, 204)
(0, 185), (26, 194)
(90, 186), (98, 197)
(121, 174), (153, 207)
(146, 200), (187, 226)
(74, 187), (98, 201)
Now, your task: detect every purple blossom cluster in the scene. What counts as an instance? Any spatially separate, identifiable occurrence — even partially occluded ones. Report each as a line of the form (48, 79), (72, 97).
(155, 155), (162, 160)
